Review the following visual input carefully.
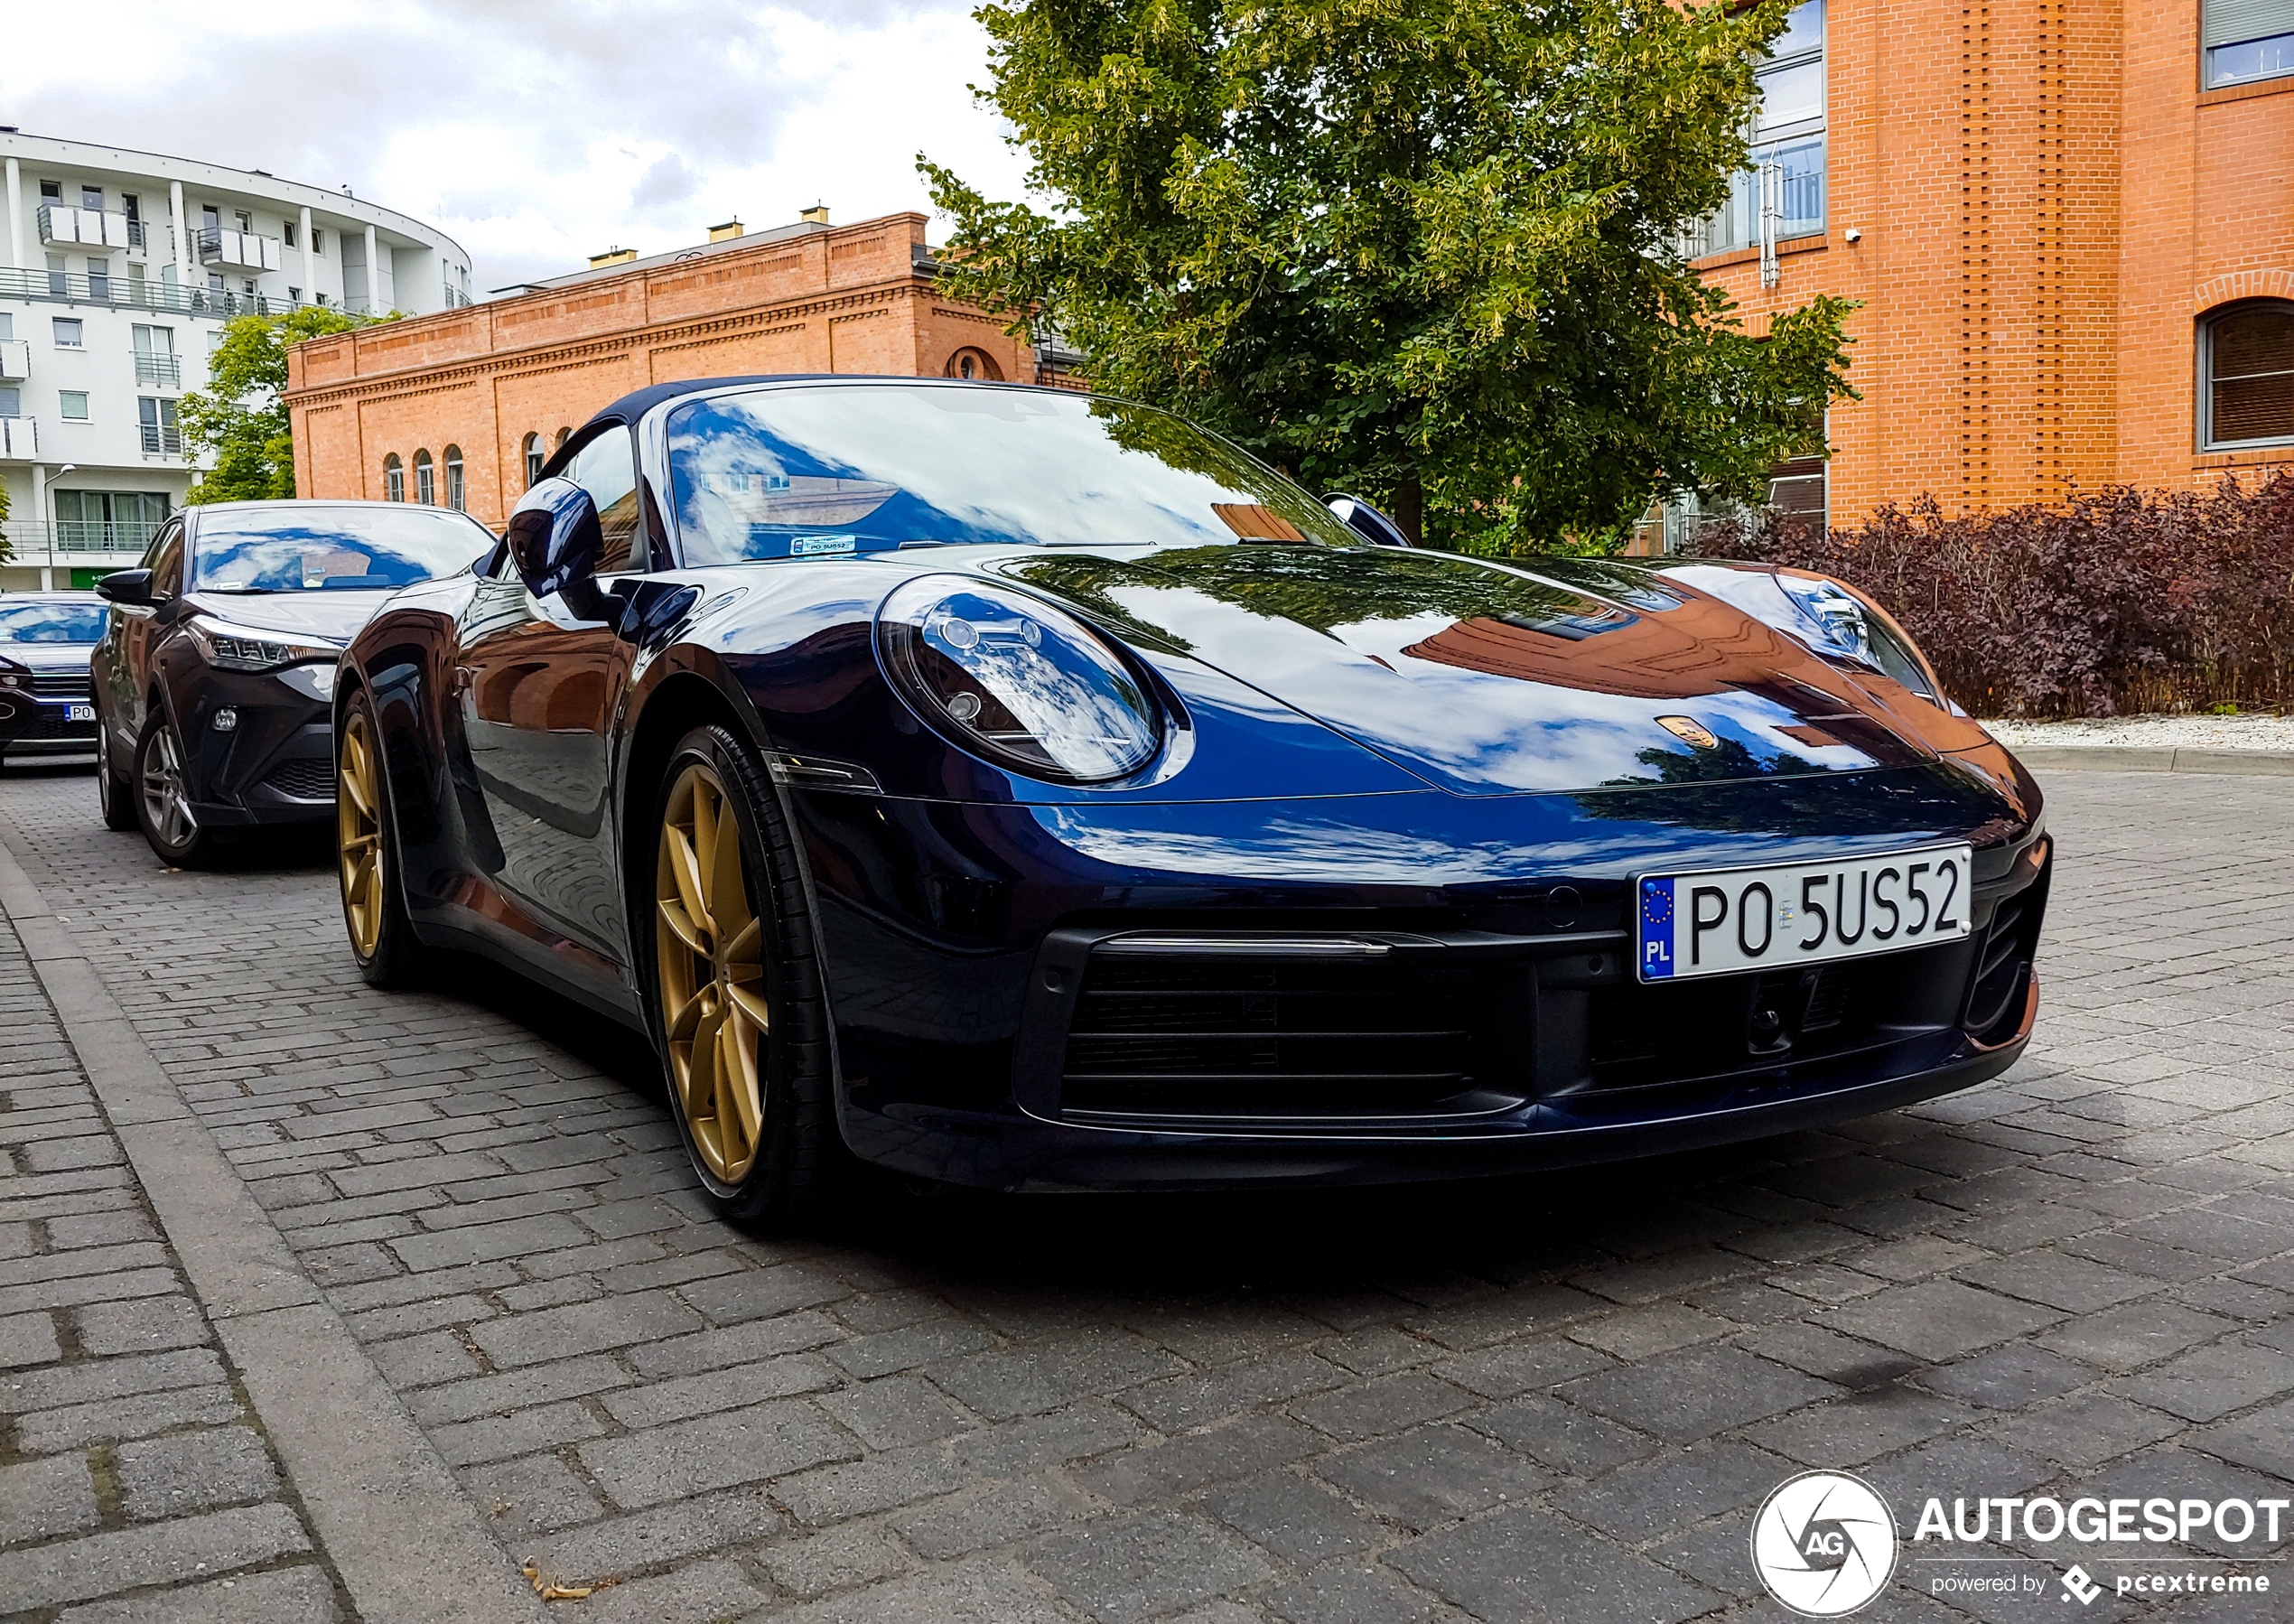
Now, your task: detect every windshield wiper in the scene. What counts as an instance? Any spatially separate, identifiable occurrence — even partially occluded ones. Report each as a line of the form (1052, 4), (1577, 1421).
(200, 585), (281, 594)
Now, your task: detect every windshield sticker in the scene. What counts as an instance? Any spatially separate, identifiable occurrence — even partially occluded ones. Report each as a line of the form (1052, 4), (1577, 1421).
(789, 534), (861, 557)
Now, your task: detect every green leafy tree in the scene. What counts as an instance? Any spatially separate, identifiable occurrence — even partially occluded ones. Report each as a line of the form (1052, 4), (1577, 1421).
(181, 307), (390, 503)
(0, 476), (13, 565)
(923, 0), (1855, 551)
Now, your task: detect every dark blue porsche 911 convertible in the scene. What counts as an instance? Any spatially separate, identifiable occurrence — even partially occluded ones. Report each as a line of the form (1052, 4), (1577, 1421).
(335, 376), (2048, 1219)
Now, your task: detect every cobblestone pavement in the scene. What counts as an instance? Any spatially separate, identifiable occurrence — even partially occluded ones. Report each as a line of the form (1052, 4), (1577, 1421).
(3, 763), (2293, 1623)
(0, 904), (351, 1623)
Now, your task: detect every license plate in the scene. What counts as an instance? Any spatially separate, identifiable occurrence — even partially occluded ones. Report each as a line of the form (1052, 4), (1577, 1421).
(1637, 845), (1972, 982)
(66, 704), (96, 722)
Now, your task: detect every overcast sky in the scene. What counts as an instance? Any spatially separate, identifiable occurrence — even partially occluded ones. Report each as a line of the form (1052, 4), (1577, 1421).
(0, 0), (1033, 293)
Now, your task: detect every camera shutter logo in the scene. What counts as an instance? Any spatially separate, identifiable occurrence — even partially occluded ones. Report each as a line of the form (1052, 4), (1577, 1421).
(1750, 1470), (1898, 1617)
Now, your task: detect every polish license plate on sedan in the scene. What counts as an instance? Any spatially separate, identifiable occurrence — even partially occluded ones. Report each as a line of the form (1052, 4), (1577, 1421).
(66, 704), (95, 722)
(1637, 845), (1972, 982)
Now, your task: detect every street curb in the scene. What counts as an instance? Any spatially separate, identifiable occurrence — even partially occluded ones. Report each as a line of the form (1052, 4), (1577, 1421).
(2010, 745), (2294, 776)
(0, 826), (549, 1624)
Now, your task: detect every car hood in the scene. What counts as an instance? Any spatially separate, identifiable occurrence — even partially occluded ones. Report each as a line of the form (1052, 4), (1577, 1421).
(185, 590), (398, 646)
(989, 546), (1995, 798)
(0, 641), (98, 674)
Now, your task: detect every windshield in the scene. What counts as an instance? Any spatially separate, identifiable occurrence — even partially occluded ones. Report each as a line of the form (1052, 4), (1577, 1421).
(0, 602), (107, 642)
(191, 508), (495, 593)
(667, 384), (1361, 564)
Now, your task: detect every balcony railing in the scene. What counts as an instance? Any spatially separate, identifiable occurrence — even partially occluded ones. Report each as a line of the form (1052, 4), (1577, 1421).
(140, 423), (185, 457)
(0, 520), (160, 567)
(37, 203), (133, 250)
(0, 416), (38, 460)
(134, 353), (183, 389)
(195, 227), (284, 274)
(0, 266), (297, 319)
(0, 339), (28, 383)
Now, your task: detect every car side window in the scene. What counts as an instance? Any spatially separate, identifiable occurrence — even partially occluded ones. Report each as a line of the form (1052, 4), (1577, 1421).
(146, 522), (185, 598)
(568, 426), (642, 574)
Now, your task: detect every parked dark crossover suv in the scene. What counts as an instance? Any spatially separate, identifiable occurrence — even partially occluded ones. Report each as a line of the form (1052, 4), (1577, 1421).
(92, 500), (496, 865)
(0, 592), (107, 765)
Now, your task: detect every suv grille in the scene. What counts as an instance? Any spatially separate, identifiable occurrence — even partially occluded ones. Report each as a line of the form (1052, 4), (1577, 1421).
(1059, 953), (1488, 1120)
(262, 758), (336, 801)
(30, 673), (89, 700)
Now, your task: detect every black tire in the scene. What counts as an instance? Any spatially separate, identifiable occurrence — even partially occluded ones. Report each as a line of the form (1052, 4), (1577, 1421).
(644, 724), (841, 1225)
(97, 732), (137, 830)
(338, 687), (416, 989)
(134, 711), (221, 868)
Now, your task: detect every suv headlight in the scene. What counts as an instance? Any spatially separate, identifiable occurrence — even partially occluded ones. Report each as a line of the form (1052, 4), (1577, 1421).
(182, 619), (343, 673)
(877, 576), (1163, 783)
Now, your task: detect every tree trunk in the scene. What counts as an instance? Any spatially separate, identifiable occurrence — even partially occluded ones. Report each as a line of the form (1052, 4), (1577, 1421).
(1391, 469), (1423, 546)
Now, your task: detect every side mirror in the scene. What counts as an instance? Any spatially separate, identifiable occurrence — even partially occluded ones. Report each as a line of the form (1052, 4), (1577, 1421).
(96, 569), (154, 606)
(1324, 494), (1413, 548)
(506, 477), (608, 620)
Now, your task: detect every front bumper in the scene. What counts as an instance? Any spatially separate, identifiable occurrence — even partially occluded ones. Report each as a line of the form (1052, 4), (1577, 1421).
(834, 823), (2051, 1190)
(173, 669), (337, 826)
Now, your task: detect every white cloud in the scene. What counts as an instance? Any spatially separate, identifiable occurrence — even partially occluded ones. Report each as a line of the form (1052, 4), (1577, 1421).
(0, 0), (1033, 293)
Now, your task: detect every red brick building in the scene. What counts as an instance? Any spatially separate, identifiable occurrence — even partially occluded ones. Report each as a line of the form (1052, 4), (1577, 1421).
(1690, 0), (2294, 534)
(284, 211), (1053, 528)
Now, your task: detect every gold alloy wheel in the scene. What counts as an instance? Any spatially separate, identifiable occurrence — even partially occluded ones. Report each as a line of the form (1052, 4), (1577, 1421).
(337, 711), (385, 959)
(656, 761), (769, 1185)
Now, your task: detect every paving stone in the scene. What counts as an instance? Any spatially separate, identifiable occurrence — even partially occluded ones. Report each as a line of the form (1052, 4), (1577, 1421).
(0, 1503), (310, 1612)
(577, 1396), (854, 1507)
(1388, 1503), (1720, 1624)
(1981, 1391), (2187, 1468)
(15, 1384), (243, 1452)
(461, 1451), (605, 1538)
(1077, 1414), (1325, 1506)
(55, 1565), (340, 1624)
(1315, 1421), (1554, 1529)
(2192, 1395), (2294, 1483)
(406, 1353), (629, 1426)
(1205, 1471), (1390, 1564)
(384, 1212), (589, 1272)
(2034, 1301), (2243, 1372)
(1917, 1343), (2100, 1409)
(768, 1557), (1072, 1624)
(625, 1309), (843, 1379)
(1468, 1393), (1662, 1475)
(1264, 1565), (1434, 1624)
(1557, 1438), (1792, 1542)
(525, 1485), (783, 1580)
(760, 1525), (909, 1598)
(468, 1289), (704, 1367)
(1025, 1508), (1276, 1624)
(0, 1308), (62, 1367)
(0, 1345), (222, 1414)
(1567, 1302), (1736, 1358)
(777, 1444), (973, 1526)
(0, 1453), (98, 1545)
(115, 1426), (281, 1519)
(597, 1351), (838, 1428)
(1823, 1278), (2068, 1360)
(1119, 1349), (1349, 1433)
(1431, 1337), (1615, 1399)
(949, 1401), (1150, 1475)
(676, 1262), (850, 1323)
(818, 1373), (970, 1448)
(893, 1477), (1093, 1560)
(2111, 1340), (2294, 1423)
(562, 1558), (769, 1624)
(1555, 1344), (1841, 1443)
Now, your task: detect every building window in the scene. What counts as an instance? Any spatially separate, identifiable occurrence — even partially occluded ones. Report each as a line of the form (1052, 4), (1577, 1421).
(39, 181), (61, 202)
(945, 348), (1004, 382)
(0, 388), (20, 417)
(45, 256), (67, 297)
(52, 318), (83, 349)
(283, 222), (297, 248)
(384, 453), (405, 502)
(87, 257), (110, 301)
(60, 390), (89, 421)
(81, 185), (104, 211)
(415, 449), (434, 506)
(138, 397), (182, 456)
(524, 433), (546, 488)
(2205, 2), (2294, 87)
(444, 445), (465, 511)
(1695, 0), (1826, 258)
(312, 229), (324, 256)
(54, 490), (171, 552)
(2203, 302), (2294, 447)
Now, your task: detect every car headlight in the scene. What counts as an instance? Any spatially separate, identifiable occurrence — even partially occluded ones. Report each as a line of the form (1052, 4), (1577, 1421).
(182, 619), (344, 674)
(1774, 573), (1940, 701)
(876, 577), (1162, 783)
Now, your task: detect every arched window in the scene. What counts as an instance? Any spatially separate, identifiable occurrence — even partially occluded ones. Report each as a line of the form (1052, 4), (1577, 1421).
(945, 347), (1004, 382)
(2205, 302), (2294, 448)
(383, 453), (404, 503)
(554, 426), (572, 451)
(414, 449), (434, 506)
(444, 445), (465, 511)
(524, 433), (545, 489)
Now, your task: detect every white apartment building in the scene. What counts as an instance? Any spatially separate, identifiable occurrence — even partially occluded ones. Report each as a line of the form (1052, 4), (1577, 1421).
(0, 129), (473, 589)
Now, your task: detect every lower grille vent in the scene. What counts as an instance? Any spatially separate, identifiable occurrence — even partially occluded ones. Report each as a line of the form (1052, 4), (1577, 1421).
(263, 758), (336, 801)
(1965, 877), (2046, 1040)
(1060, 953), (1486, 1119)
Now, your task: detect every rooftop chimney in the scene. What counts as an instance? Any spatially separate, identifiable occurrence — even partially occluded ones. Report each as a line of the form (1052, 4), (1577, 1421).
(799, 203), (830, 226)
(588, 247), (639, 269)
(708, 219), (743, 242)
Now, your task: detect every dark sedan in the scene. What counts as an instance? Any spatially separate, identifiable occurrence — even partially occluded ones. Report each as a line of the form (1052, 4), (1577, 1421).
(336, 377), (2049, 1220)
(0, 593), (107, 765)
(92, 500), (497, 865)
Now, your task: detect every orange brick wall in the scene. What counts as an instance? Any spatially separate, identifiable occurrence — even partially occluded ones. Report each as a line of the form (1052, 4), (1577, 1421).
(285, 214), (1036, 528)
(1700, 0), (2293, 525)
